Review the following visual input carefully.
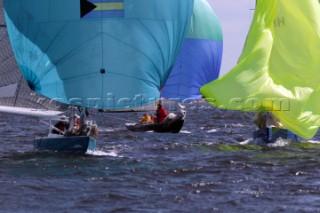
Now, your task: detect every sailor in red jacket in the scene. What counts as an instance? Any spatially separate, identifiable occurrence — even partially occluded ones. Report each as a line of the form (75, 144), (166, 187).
(155, 101), (167, 123)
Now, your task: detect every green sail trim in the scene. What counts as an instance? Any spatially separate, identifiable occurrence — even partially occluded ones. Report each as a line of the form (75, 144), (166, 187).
(185, 0), (222, 41)
(201, 0), (320, 139)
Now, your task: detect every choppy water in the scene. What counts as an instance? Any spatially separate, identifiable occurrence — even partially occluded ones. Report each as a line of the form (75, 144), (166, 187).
(1, 103), (320, 212)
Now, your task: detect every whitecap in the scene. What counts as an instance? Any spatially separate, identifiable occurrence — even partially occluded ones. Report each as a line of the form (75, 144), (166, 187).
(239, 137), (290, 147)
(86, 149), (122, 157)
(267, 138), (290, 147)
(306, 140), (320, 144)
(207, 129), (217, 133)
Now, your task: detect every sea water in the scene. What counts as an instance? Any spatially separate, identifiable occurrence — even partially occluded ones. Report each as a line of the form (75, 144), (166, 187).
(1, 105), (320, 212)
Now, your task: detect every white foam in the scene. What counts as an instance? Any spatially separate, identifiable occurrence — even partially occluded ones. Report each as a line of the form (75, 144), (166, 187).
(207, 129), (217, 133)
(86, 149), (121, 157)
(231, 123), (245, 127)
(180, 130), (191, 134)
(267, 138), (290, 147)
(239, 137), (290, 147)
(306, 140), (320, 144)
(239, 138), (254, 145)
(98, 128), (119, 133)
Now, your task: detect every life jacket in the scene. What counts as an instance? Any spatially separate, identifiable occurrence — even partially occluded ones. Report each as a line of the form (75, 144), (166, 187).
(156, 106), (167, 123)
(52, 121), (68, 134)
(140, 114), (153, 124)
(74, 117), (79, 126)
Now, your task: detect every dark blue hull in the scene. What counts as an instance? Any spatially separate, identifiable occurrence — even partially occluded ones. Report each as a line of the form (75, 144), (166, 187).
(34, 136), (96, 153)
(126, 117), (184, 133)
(253, 127), (304, 144)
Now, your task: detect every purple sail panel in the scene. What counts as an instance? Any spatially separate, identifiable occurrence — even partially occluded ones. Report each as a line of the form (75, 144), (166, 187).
(161, 38), (223, 102)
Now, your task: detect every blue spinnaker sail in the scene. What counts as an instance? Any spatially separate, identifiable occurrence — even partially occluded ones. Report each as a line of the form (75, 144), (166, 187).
(161, 0), (223, 102)
(4, 0), (194, 110)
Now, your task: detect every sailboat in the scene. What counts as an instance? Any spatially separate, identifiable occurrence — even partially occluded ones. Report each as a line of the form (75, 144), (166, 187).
(125, 101), (187, 133)
(3, 0), (195, 151)
(125, 0), (223, 133)
(201, 0), (320, 141)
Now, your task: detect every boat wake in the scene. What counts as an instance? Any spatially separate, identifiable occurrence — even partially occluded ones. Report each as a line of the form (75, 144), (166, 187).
(239, 137), (290, 147)
(306, 140), (320, 144)
(239, 137), (320, 147)
(98, 127), (125, 134)
(206, 129), (218, 133)
(180, 130), (191, 134)
(86, 149), (122, 157)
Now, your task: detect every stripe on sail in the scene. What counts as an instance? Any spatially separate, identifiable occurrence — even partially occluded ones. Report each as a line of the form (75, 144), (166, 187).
(83, 0), (124, 19)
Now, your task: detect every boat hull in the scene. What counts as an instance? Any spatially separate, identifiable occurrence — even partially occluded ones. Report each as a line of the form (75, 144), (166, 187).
(34, 136), (96, 153)
(126, 118), (184, 133)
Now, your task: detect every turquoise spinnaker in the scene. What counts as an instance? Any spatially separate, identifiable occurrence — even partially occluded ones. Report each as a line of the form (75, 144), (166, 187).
(4, 0), (194, 110)
(161, 0), (222, 102)
(201, 0), (320, 139)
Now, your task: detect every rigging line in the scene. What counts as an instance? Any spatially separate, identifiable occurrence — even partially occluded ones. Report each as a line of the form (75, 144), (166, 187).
(100, 0), (104, 68)
(100, 0), (105, 108)
(38, 119), (64, 134)
(99, 113), (137, 123)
